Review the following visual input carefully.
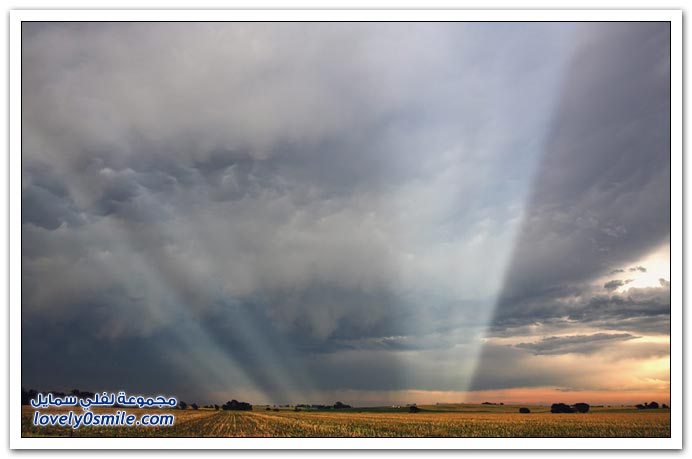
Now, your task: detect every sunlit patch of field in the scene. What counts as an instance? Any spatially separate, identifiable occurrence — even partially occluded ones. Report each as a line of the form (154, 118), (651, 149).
(21, 405), (670, 438)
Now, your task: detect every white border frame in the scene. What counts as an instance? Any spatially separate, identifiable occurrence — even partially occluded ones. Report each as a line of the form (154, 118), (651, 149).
(9, 9), (683, 450)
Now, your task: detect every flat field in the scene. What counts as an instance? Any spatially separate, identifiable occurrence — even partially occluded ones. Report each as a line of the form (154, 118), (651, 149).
(21, 404), (670, 438)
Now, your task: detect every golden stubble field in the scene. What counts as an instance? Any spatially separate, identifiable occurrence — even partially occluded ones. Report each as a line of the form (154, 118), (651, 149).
(21, 404), (671, 438)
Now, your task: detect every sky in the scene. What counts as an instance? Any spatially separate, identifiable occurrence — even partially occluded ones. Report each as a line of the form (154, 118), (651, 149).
(21, 21), (670, 406)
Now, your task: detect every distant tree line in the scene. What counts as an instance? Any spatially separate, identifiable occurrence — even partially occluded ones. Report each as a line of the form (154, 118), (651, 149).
(293, 401), (352, 410)
(222, 400), (252, 411)
(636, 401), (667, 410)
(177, 399), (253, 411)
(550, 403), (590, 413)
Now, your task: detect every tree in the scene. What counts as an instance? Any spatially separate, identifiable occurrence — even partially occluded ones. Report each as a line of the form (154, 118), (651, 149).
(191, 403), (199, 410)
(178, 401), (188, 410)
(636, 402), (660, 410)
(222, 399), (252, 411)
(333, 401), (351, 409)
(573, 403), (590, 413)
(22, 388), (38, 406)
(409, 405), (421, 413)
(550, 403), (575, 413)
(519, 407), (531, 414)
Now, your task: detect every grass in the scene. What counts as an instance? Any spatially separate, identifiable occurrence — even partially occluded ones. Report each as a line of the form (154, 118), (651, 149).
(21, 404), (671, 438)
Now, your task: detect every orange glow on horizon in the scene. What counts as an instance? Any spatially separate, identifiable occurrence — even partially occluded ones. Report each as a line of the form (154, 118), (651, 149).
(457, 388), (671, 406)
(393, 387), (670, 406)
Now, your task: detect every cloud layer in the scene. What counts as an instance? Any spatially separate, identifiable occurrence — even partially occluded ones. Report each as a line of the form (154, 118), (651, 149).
(22, 22), (670, 404)
(470, 22), (670, 394)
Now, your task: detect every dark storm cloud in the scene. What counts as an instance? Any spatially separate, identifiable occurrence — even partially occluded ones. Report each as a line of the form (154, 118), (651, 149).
(471, 22), (670, 391)
(514, 333), (636, 356)
(21, 321), (198, 396)
(22, 186), (83, 230)
(485, 21), (670, 331)
(470, 341), (668, 392)
(470, 344), (589, 391)
(21, 163), (86, 230)
(484, 280), (671, 337)
(603, 279), (632, 291)
(568, 282), (671, 335)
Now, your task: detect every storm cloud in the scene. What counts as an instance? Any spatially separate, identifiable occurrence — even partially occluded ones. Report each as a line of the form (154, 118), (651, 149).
(479, 22), (670, 332)
(470, 22), (670, 393)
(514, 333), (637, 356)
(604, 279), (632, 291)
